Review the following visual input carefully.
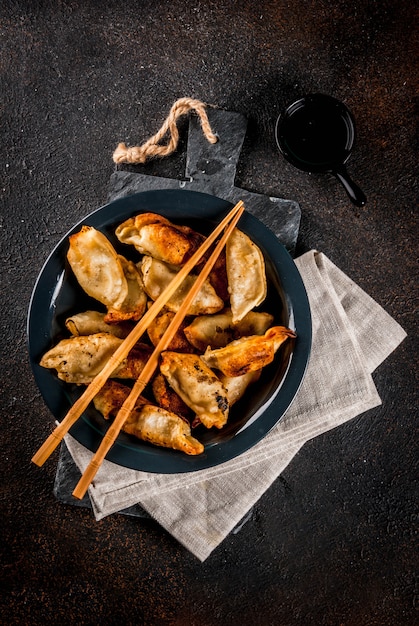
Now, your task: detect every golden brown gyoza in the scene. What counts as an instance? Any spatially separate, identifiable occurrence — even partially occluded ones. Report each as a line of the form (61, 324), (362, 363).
(201, 326), (297, 377)
(67, 226), (128, 310)
(67, 226), (148, 322)
(92, 379), (146, 418)
(115, 212), (205, 266)
(104, 256), (147, 323)
(65, 310), (132, 338)
(226, 228), (267, 322)
(160, 351), (229, 429)
(40, 333), (152, 384)
(147, 310), (195, 353)
(140, 256), (224, 316)
(93, 380), (204, 455)
(184, 308), (275, 351)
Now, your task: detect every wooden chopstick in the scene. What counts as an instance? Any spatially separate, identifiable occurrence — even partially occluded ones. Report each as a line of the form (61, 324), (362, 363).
(31, 200), (244, 467)
(72, 201), (245, 499)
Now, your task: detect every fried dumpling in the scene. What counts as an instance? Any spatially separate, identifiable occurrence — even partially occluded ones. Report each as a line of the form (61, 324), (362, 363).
(226, 228), (267, 322)
(65, 310), (131, 338)
(93, 380), (203, 455)
(160, 351), (229, 429)
(115, 212), (205, 266)
(219, 370), (262, 406)
(40, 333), (152, 384)
(124, 405), (204, 455)
(92, 380), (147, 418)
(147, 310), (195, 353)
(104, 256), (148, 323)
(201, 326), (296, 377)
(140, 256), (224, 316)
(67, 226), (128, 310)
(184, 308), (275, 351)
(151, 373), (192, 420)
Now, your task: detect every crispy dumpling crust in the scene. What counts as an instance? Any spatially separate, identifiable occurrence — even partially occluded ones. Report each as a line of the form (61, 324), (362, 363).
(208, 249), (229, 302)
(67, 226), (128, 310)
(152, 373), (193, 420)
(201, 326), (296, 377)
(147, 310), (195, 353)
(92, 380), (147, 418)
(115, 212), (205, 266)
(184, 308), (274, 351)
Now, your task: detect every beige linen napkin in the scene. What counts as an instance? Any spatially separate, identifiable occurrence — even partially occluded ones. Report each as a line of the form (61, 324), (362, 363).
(64, 251), (406, 561)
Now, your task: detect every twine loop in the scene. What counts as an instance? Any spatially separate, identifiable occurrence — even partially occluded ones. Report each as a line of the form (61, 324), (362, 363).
(113, 97), (218, 165)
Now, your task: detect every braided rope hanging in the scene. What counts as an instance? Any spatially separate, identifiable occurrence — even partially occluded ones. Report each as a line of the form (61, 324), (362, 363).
(113, 97), (218, 165)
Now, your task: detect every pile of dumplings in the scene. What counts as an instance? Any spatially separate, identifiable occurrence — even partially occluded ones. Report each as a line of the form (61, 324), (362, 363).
(40, 212), (296, 456)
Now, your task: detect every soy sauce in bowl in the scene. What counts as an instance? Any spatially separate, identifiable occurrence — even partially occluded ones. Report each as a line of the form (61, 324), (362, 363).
(276, 93), (366, 207)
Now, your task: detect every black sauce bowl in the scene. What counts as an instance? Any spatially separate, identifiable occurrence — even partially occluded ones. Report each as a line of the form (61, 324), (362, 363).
(276, 93), (366, 207)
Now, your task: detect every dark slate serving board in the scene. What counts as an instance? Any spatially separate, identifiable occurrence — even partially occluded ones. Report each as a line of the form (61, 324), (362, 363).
(107, 107), (301, 252)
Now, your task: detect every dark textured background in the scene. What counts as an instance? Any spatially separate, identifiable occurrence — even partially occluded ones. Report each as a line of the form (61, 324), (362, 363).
(1, 1), (417, 624)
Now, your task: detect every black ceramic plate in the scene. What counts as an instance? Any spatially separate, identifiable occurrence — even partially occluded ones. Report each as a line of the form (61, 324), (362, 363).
(28, 189), (311, 473)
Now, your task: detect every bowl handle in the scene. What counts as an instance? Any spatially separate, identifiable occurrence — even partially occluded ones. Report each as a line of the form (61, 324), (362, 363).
(334, 165), (367, 207)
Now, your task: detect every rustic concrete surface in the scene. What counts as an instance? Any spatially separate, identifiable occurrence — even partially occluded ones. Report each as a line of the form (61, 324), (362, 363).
(1, 1), (417, 624)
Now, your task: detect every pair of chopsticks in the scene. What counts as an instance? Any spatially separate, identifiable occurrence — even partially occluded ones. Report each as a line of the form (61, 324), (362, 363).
(32, 200), (245, 499)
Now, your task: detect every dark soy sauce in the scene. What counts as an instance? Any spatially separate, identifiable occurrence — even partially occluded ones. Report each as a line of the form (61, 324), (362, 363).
(279, 98), (352, 168)
(275, 93), (366, 206)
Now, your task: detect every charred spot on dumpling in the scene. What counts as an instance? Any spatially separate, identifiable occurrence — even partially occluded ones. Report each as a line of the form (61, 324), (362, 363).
(215, 393), (229, 413)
